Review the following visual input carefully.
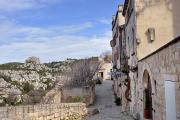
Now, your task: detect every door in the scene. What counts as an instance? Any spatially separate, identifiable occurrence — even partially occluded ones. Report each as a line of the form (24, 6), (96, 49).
(165, 80), (177, 120)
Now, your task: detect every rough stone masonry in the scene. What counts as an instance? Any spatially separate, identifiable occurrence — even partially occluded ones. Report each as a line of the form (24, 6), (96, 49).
(0, 103), (87, 120)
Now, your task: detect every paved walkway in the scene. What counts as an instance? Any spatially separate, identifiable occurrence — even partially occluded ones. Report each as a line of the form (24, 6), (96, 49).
(84, 80), (134, 120)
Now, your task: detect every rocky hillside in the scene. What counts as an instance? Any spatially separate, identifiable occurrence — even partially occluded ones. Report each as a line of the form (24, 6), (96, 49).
(0, 57), (78, 106)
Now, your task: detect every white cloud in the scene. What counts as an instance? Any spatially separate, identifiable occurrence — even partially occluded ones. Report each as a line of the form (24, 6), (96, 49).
(99, 18), (111, 25)
(0, 33), (111, 63)
(0, 20), (94, 43)
(0, 0), (60, 11)
(0, 20), (111, 63)
(57, 22), (93, 34)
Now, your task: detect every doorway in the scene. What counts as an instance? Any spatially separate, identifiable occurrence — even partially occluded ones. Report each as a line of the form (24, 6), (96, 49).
(143, 70), (153, 119)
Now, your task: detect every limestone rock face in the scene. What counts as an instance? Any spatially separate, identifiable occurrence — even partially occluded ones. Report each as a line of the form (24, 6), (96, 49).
(0, 70), (55, 90)
(0, 68), (55, 105)
(0, 57), (76, 106)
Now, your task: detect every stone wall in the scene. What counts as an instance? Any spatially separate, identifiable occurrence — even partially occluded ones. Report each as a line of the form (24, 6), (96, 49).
(138, 39), (180, 120)
(0, 103), (87, 120)
(62, 84), (95, 106)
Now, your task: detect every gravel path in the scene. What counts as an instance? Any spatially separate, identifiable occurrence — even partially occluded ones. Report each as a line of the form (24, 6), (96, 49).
(84, 80), (134, 120)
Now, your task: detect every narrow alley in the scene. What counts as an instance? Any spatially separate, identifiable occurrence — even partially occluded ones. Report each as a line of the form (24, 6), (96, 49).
(84, 80), (134, 120)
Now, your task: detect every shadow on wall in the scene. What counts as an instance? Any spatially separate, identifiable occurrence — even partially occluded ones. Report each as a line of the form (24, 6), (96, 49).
(172, 0), (180, 37)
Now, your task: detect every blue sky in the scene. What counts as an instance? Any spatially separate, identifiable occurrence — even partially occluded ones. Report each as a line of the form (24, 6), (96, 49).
(0, 0), (124, 63)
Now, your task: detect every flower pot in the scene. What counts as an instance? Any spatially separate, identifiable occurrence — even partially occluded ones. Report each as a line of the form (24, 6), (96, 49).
(144, 108), (152, 119)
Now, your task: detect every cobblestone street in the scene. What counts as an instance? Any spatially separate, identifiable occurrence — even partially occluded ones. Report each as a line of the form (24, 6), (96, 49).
(84, 80), (134, 120)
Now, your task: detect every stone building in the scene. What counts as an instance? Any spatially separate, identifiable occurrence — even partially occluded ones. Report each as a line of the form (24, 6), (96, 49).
(134, 0), (180, 119)
(111, 0), (180, 120)
(95, 61), (112, 82)
(111, 5), (127, 99)
(122, 0), (138, 117)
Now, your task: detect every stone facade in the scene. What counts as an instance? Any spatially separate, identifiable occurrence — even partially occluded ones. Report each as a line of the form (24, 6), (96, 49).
(123, 0), (138, 117)
(111, 5), (128, 101)
(136, 0), (180, 60)
(97, 62), (112, 81)
(137, 38), (180, 120)
(111, 0), (180, 120)
(134, 0), (180, 119)
(111, 5), (125, 70)
(0, 103), (87, 120)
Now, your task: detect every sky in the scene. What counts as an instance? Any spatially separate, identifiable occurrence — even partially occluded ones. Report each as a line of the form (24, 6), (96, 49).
(0, 0), (124, 64)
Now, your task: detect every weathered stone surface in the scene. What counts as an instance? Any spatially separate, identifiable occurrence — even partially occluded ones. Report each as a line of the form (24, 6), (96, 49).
(0, 103), (87, 120)
(138, 40), (180, 120)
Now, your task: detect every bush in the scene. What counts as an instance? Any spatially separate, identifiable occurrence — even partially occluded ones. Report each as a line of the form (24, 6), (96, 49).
(66, 96), (82, 103)
(0, 75), (11, 82)
(72, 96), (81, 102)
(22, 82), (34, 94)
(3, 94), (22, 106)
(42, 78), (55, 90)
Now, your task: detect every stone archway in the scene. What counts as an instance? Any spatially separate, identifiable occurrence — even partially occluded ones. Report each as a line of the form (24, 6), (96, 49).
(143, 70), (153, 119)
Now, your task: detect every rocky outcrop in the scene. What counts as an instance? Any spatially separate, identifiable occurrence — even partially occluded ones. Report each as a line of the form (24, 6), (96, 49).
(0, 57), (80, 106)
(0, 70), (55, 90)
(0, 57), (57, 106)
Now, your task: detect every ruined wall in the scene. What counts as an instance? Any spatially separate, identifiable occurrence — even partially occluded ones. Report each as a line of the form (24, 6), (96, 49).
(138, 39), (180, 120)
(62, 84), (95, 106)
(0, 103), (87, 120)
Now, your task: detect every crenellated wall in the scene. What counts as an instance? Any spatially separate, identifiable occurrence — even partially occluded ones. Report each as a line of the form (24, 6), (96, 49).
(0, 103), (87, 120)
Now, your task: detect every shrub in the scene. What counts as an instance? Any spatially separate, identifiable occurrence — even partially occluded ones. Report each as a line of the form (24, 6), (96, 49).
(0, 75), (11, 82)
(66, 96), (82, 103)
(72, 96), (81, 102)
(42, 78), (55, 90)
(22, 82), (34, 94)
